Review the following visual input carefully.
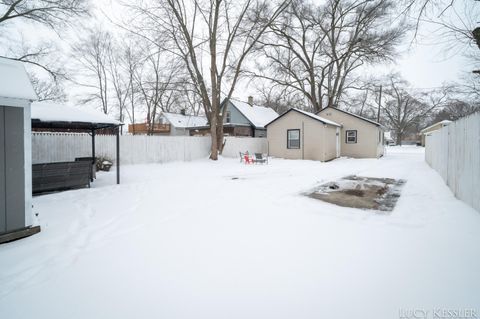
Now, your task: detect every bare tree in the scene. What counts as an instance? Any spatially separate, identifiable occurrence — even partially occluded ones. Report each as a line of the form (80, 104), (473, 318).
(0, 0), (89, 86)
(123, 0), (289, 159)
(133, 47), (183, 134)
(72, 28), (113, 114)
(429, 98), (480, 124)
(0, 0), (88, 27)
(30, 74), (67, 101)
(107, 40), (144, 131)
(253, 0), (406, 112)
(381, 74), (446, 144)
(256, 83), (305, 114)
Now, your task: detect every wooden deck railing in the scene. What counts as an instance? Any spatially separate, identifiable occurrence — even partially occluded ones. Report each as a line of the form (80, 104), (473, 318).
(128, 123), (171, 134)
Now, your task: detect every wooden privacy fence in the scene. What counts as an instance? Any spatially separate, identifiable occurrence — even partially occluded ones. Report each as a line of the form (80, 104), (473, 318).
(32, 133), (268, 165)
(425, 112), (480, 212)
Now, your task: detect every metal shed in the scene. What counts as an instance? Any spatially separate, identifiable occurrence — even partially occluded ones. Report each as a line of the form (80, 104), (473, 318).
(0, 58), (40, 243)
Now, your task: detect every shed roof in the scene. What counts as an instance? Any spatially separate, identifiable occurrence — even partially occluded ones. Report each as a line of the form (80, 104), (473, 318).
(161, 112), (207, 128)
(227, 99), (279, 128)
(31, 101), (121, 130)
(0, 58), (37, 101)
(265, 108), (341, 127)
(420, 120), (452, 134)
(318, 106), (381, 127)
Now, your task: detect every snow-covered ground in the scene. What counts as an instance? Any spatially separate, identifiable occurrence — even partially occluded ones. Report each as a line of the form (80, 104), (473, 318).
(1, 147), (479, 319)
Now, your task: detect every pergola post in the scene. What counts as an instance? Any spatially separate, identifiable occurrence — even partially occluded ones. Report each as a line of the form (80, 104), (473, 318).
(91, 128), (96, 161)
(116, 126), (120, 184)
(91, 128), (96, 182)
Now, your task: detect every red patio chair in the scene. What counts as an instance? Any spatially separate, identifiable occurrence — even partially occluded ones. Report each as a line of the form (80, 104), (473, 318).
(244, 154), (253, 164)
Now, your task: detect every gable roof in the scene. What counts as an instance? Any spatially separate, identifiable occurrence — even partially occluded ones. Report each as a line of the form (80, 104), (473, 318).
(318, 106), (381, 127)
(161, 112), (207, 128)
(227, 99), (279, 128)
(0, 57), (37, 101)
(265, 108), (341, 127)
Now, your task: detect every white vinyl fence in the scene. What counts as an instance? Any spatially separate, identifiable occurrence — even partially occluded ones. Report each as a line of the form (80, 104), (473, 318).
(32, 133), (268, 165)
(425, 112), (480, 212)
(222, 136), (268, 158)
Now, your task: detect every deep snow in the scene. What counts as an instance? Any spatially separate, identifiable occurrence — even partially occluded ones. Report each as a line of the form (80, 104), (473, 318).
(0, 147), (479, 319)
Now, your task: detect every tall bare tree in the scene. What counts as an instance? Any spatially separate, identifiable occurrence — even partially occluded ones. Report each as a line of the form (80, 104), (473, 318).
(124, 0), (290, 159)
(381, 74), (446, 144)
(254, 0), (406, 112)
(72, 28), (113, 114)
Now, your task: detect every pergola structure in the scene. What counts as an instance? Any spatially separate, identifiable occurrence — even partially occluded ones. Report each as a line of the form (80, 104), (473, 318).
(31, 102), (123, 184)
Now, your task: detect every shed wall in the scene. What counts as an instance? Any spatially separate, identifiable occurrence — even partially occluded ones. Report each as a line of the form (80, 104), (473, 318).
(319, 108), (382, 158)
(267, 111), (338, 161)
(0, 108), (5, 232)
(0, 105), (28, 234)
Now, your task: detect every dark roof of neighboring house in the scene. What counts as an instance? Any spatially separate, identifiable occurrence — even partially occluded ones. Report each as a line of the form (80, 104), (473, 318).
(318, 106), (381, 127)
(265, 108), (341, 127)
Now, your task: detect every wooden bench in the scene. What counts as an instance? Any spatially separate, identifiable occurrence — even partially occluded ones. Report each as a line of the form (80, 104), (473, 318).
(75, 157), (96, 181)
(33, 161), (92, 194)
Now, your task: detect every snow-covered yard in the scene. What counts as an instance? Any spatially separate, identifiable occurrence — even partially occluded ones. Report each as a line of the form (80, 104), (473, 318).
(1, 147), (479, 319)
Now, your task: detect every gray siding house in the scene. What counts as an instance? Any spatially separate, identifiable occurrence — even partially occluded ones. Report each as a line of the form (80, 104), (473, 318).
(220, 97), (279, 137)
(188, 97), (279, 137)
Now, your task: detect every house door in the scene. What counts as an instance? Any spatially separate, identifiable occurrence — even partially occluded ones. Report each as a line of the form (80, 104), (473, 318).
(335, 127), (340, 157)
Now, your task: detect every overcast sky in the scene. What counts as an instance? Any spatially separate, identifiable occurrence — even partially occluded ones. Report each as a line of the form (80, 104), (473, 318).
(4, 0), (474, 105)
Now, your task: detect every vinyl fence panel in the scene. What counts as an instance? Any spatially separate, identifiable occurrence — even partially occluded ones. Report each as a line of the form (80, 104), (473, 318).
(32, 133), (268, 165)
(425, 112), (480, 212)
(222, 136), (268, 158)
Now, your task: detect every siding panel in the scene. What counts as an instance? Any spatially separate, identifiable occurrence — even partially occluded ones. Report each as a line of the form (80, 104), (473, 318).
(5, 107), (25, 231)
(0, 107), (6, 233)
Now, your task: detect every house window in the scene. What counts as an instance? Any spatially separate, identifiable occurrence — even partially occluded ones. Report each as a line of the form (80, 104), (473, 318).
(287, 129), (300, 149)
(226, 111), (231, 123)
(346, 130), (357, 144)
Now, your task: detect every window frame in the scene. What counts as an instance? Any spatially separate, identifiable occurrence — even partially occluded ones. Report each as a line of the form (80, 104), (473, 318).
(345, 130), (357, 144)
(287, 129), (301, 149)
(226, 111), (231, 123)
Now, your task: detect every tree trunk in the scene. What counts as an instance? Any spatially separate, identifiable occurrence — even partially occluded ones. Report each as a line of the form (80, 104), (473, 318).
(210, 115), (218, 160)
(396, 132), (402, 146)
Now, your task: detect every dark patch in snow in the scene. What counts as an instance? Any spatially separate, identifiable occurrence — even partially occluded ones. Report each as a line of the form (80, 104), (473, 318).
(308, 175), (406, 212)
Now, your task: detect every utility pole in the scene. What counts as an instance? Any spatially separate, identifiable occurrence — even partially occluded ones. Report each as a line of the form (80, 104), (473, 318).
(377, 85), (382, 123)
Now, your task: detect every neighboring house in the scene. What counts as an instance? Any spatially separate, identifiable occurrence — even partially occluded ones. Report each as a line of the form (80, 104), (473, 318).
(318, 107), (384, 158)
(159, 111), (207, 136)
(188, 97), (279, 137)
(128, 110), (207, 136)
(265, 108), (342, 162)
(420, 120), (452, 146)
(0, 58), (39, 242)
(384, 131), (395, 145)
